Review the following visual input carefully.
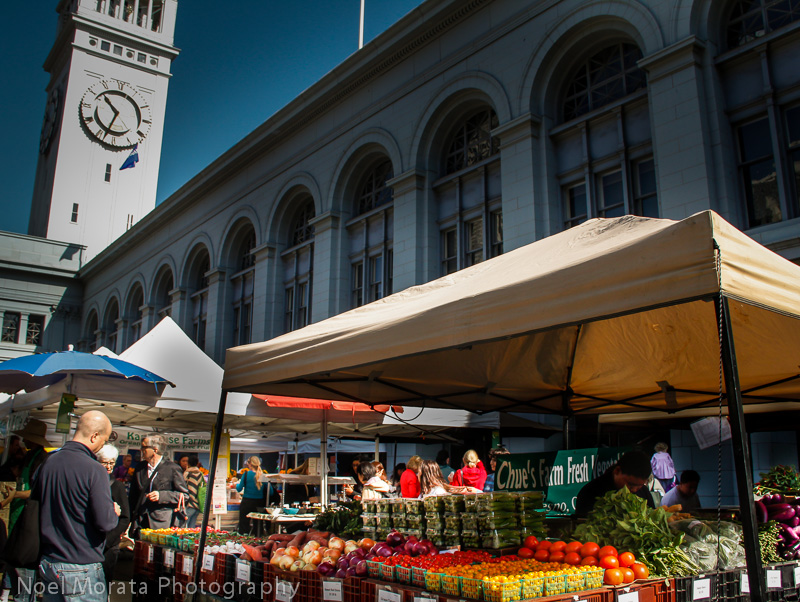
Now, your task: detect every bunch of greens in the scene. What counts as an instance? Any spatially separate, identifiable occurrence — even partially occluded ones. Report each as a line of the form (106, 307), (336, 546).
(312, 500), (363, 539)
(755, 465), (800, 495)
(758, 521), (783, 564)
(573, 488), (701, 577)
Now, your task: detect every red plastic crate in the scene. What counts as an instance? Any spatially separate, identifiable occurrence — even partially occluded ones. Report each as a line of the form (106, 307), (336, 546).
(172, 552), (193, 602)
(608, 579), (674, 602)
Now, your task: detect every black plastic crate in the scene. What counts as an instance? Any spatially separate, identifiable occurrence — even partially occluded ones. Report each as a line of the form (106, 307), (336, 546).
(716, 569), (749, 602)
(674, 574), (718, 602)
(765, 562), (800, 602)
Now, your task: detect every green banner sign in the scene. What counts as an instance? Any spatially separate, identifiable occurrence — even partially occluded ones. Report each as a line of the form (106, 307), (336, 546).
(56, 394), (76, 434)
(494, 446), (629, 515)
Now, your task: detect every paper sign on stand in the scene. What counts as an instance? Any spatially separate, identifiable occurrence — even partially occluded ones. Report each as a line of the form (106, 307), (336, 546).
(235, 558), (251, 582)
(377, 590), (401, 602)
(692, 577), (711, 599)
(617, 591), (639, 602)
(741, 573), (750, 594)
(276, 580), (293, 602)
(766, 569), (781, 588)
(163, 548), (174, 568)
(211, 429), (230, 515)
(322, 579), (343, 602)
(182, 556), (193, 576)
(202, 554), (215, 571)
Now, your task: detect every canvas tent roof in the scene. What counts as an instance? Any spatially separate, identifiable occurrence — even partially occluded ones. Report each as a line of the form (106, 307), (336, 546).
(222, 211), (800, 415)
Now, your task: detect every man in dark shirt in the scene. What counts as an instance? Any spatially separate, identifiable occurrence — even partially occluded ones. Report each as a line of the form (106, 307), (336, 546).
(33, 410), (120, 602)
(574, 451), (655, 518)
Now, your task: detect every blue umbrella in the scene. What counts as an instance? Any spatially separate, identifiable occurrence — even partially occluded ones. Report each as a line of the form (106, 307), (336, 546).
(0, 350), (174, 394)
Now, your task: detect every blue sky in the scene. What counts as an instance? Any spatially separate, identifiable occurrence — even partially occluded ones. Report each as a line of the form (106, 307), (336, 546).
(0, 1), (425, 235)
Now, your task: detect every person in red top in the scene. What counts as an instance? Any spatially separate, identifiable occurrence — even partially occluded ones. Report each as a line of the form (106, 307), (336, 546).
(399, 455), (422, 498)
(450, 449), (487, 490)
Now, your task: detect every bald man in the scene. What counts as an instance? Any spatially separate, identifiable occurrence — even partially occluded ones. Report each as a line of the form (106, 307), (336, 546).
(32, 411), (120, 602)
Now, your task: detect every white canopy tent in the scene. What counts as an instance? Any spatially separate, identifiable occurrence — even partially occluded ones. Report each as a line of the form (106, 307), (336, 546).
(219, 211), (800, 601)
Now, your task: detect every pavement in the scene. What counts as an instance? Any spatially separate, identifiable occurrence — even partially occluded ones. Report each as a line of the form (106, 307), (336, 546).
(109, 548), (134, 602)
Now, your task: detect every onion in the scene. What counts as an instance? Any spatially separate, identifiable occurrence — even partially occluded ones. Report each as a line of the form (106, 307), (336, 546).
(345, 567), (357, 577)
(335, 569), (347, 579)
(337, 558), (349, 570)
(355, 560), (368, 576)
(317, 562), (334, 576)
(352, 548), (366, 558)
(386, 532), (405, 547)
(376, 546), (392, 558)
(349, 556), (362, 568)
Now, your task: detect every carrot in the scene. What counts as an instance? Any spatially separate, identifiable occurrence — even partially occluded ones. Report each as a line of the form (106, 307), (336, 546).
(287, 531), (307, 549)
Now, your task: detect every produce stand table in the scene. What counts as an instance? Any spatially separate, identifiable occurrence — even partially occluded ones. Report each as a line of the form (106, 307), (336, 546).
(246, 512), (317, 536)
(261, 473), (355, 507)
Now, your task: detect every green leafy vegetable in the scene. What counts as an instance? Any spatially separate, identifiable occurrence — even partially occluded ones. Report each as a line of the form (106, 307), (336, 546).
(573, 488), (701, 577)
(312, 501), (363, 539)
(755, 465), (800, 495)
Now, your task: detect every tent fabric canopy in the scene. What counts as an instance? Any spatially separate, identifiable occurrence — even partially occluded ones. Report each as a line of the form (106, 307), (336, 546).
(222, 211), (800, 415)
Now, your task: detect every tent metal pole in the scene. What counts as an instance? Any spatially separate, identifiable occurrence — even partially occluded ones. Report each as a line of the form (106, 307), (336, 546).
(321, 410), (328, 508)
(375, 436), (379, 461)
(193, 390), (228, 587)
(717, 297), (765, 602)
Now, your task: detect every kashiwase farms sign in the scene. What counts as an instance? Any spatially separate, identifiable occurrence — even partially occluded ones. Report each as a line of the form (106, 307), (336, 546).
(494, 447), (629, 515)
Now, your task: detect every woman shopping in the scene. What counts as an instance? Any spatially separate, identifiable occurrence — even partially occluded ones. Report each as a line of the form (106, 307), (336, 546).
(419, 460), (482, 498)
(235, 456), (265, 534)
(450, 450), (487, 490)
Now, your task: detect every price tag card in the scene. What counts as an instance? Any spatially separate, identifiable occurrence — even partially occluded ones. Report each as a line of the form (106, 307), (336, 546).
(413, 596), (437, 602)
(377, 588), (402, 602)
(163, 548), (174, 568)
(146, 545), (153, 563)
(202, 553), (215, 571)
(182, 556), (193, 576)
(767, 569), (781, 589)
(618, 592), (639, 602)
(276, 580), (293, 602)
(794, 566), (800, 586)
(692, 577), (711, 600)
(235, 558), (251, 582)
(322, 579), (343, 602)
(741, 573), (750, 594)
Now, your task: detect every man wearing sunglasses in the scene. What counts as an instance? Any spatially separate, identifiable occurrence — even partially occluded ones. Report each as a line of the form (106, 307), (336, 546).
(129, 434), (188, 531)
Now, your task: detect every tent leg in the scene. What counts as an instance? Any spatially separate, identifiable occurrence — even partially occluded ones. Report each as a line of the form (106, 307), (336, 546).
(321, 412), (329, 508)
(717, 297), (765, 602)
(193, 390), (228, 587)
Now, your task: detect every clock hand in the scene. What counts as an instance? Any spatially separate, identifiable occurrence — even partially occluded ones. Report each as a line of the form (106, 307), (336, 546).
(102, 96), (121, 137)
(104, 95), (120, 116)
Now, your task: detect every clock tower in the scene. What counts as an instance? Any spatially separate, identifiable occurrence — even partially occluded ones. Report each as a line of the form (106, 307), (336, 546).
(28, 0), (179, 262)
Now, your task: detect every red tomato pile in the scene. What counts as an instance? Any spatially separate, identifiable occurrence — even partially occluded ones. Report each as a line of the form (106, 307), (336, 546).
(376, 550), (492, 570)
(516, 537), (650, 586)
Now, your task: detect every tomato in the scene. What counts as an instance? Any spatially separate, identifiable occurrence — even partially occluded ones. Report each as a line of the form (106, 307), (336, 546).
(598, 545), (618, 559)
(549, 541), (567, 553)
(517, 547), (534, 559)
(580, 542), (599, 558)
(533, 549), (551, 562)
(599, 555), (619, 569)
(564, 541), (583, 555)
(523, 535), (539, 549)
(548, 551), (566, 563)
(535, 540), (552, 551)
(618, 552), (636, 567)
(564, 552), (582, 565)
(631, 563), (650, 580)
(621, 567), (635, 583)
(604, 568), (624, 586)
(580, 555), (598, 566)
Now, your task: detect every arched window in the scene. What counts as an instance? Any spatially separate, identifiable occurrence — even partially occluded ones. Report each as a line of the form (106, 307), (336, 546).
(283, 199), (315, 332)
(103, 299), (120, 353)
(555, 42), (656, 229)
(720, 1), (800, 228)
(726, 0), (800, 48)
(562, 43), (646, 122)
(154, 267), (174, 320)
(231, 227), (256, 346)
(126, 284), (144, 346)
(189, 251), (210, 351)
(349, 160), (394, 308)
(434, 107), (503, 276)
(84, 311), (99, 352)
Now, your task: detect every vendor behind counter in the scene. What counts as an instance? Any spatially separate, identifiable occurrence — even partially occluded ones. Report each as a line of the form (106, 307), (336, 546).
(574, 451), (655, 518)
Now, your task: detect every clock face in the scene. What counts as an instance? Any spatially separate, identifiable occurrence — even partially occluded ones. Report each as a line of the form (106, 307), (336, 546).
(80, 80), (152, 148)
(39, 87), (61, 154)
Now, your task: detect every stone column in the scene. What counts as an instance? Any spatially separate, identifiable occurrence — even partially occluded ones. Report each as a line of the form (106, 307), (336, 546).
(168, 287), (187, 331)
(388, 169), (428, 292)
(493, 113), (542, 250)
(308, 211), (341, 321)
(639, 37), (716, 219)
(251, 242), (275, 342)
(204, 268), (226, 363)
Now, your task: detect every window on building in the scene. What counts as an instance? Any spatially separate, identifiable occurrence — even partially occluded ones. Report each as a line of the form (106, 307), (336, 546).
(726, 0), (800, 48)
(154, 269), (174, 319)
(435, 107), (503, 276)
(1, 312), (20, 344)
(231, 228), (255, 346)
(138, 53), (146, 63)
(84, 311), (99, 352)
(71, 203), (79, 224)
(113, 45), (122, 56)
(25, 315), (45, 346)
(101, 40), (111, 52)
(191, 253), (210, 351)
(126, 286), (144, 346)
(283, 200), (315, 331)
(348, 160), (394, 308)
(105, 164), (112, 183)
(103, 299), (119, 353)
(556, 41), (655, 229)
(562, 43), (646, 122)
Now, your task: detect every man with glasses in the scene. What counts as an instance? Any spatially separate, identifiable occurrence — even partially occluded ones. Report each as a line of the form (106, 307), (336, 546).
(32, 410), (121, 602)
(129, 434), (188, 530)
